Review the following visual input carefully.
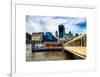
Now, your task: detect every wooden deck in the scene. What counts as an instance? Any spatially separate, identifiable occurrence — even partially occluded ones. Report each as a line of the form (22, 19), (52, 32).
(64, 47), (86, 59)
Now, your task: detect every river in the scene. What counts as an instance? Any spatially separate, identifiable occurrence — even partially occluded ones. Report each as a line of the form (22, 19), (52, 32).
(26, 44), (81, 61)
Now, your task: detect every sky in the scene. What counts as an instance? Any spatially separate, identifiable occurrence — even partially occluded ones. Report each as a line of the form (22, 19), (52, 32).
(26, 15), (86, 36)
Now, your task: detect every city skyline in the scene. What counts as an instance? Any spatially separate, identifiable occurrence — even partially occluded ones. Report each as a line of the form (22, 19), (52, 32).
(26, 15), (86, 36)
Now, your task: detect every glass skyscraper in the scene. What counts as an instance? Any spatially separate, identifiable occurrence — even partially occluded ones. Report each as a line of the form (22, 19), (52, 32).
(58, 24), (65, 38)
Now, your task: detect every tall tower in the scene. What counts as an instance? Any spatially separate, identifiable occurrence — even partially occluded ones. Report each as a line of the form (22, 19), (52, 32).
(58, 24), (65, 38)
(55, 31), (58, 37)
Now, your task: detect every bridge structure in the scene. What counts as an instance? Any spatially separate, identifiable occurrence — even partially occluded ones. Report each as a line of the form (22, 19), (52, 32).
(64, 34), (86, 59)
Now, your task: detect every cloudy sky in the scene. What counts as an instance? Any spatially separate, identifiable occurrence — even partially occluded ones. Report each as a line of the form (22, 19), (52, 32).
(26, 15), (86, 36)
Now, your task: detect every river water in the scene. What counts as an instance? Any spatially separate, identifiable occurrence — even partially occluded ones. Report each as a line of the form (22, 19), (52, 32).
(26, 44), (81, 61)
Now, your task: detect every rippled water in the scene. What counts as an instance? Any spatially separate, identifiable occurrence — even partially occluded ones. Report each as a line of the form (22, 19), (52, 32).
(26, 44), (81, 61)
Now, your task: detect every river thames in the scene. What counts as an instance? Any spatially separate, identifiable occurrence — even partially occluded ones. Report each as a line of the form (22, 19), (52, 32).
(26, 44), (82, 61)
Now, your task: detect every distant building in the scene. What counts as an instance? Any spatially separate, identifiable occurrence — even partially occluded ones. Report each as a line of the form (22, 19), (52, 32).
(32, 32), (44, 49)
(58, 38), (66, 44)
(75, 33), (79, 37)
(32, 32), (44, 42)
(58, 24), (65, 38)
(44, 32), (57, 42)
(63, 31), (73, 41)
(55, 31), (58, 37)
(26, 32), (32, 44)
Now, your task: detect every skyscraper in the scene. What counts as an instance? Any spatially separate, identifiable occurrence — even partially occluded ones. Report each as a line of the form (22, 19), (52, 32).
(58, 24), (65, 38)
(55, 31), (58, 37)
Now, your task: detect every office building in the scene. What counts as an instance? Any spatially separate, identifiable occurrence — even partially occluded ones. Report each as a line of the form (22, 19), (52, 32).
(58, 24), (65, 38)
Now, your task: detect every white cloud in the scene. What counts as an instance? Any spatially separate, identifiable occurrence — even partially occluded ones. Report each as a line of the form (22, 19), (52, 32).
(26, 16), (86, 35)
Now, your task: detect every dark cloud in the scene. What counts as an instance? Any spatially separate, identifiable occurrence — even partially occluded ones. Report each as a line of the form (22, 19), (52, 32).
(26, 15), (86, 34)
(75, 20), (86, 29)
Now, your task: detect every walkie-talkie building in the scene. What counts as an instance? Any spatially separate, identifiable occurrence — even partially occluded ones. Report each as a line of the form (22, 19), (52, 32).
(58, 24), (65, 38)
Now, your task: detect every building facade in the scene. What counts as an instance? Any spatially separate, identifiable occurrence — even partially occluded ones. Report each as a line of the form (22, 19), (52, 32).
(58, 24), (65, 38)
(32, 32), (44, 49)
(32, 32), (44, 42)
(63, 31), (73, 41)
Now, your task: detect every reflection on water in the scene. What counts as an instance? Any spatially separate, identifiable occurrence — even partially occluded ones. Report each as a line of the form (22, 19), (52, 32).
(32, 51), (67, 61)
(26, 44), (81, 61)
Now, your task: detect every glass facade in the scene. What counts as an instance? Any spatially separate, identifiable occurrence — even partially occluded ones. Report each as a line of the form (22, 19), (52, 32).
(58, 24), (65, 38)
